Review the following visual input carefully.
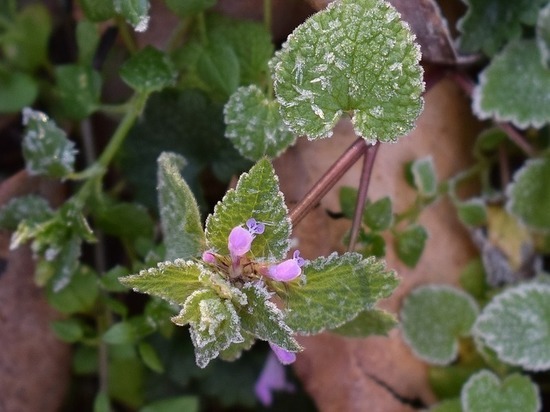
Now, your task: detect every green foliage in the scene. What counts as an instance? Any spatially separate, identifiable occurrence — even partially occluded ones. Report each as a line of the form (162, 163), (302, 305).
(400, 285), (479, 365)
(157, 152), (206, 260)
(46, 266), (99, 314)
(120, 46), (176, 93)
(0, 70), (38, 112)
(21, 108), (77, 178)
(115, 0), (150, 32)
(507, 158), (550, 231)
(410, 156), (437, 197)
(394, 224), (428, 268)
(55, 65), (102, 120)
(271, 0), (424, 141)
(165, 0), (216, 17)
(461, 370), (540, 412)
(473, 283), (550, 371)
(205, 158), (291, 260)
(79, 0), (116, 22)
(0, 195), (53, 231)
(285, 253), (398, 334)
(456, 198), (487, 227)
(428, 399), (462, 412)
(473, 40), (550, 129)
(103, 317), (156, 345)
(537, 3), (550, 68)
(224, 85), (296, 161)
(458, 0), (546, 56)
(76, 20), (100, 66)
(363, 197), (393, 231)
(140, 396), (199, 412)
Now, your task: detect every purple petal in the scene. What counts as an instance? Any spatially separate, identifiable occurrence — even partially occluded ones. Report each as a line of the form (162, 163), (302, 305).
(267, 259), (301, 282)
(269, 343), (297, 365)
(292, 250), (306, 266)
(228, 226), (253, 257)
(255, 352), (295, 406)
(202, 251), (216, 264)
(247, 218), (265, 235)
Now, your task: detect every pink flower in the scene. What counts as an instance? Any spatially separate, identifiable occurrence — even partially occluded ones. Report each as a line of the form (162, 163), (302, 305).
(227, 218), (265, 258)
(267, 250), (306, 282)
(269, 342), (297, 365)
(202, 250), (217, 264)
(255, 352), (295, 406)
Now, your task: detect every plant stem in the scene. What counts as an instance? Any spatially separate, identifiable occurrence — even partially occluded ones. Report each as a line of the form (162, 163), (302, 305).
(348, 142), (379, 251)
(289, 137), (368, 226)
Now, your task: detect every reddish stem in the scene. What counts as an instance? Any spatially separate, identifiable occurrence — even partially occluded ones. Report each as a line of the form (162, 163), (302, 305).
(347, 142), (380, 251)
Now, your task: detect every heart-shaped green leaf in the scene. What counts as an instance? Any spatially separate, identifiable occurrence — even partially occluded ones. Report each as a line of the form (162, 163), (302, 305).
(473, 283), (550, 371)
(224, 85), (296, 161)
(507, 158), (550, 231)
(271, 0), (423, 142)
(461, 370), (540, 412)
(401, 285), (479, 365)
(120, 46), (176, 93)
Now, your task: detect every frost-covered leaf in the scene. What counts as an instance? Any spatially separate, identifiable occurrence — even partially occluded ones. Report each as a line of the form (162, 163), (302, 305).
(1, 4), (51, 71)
(115, 0), (150, 32)
(0, 195), (53, 231)
(55, 65), (101, 119)
(239, 283), (301, 352)
(157, 152), (206, 260)
(364, 197), (393, 231)
(172, 289), (244, 368)
(395, 224), (428, 268)
(456, 198), (487, 227)
(224, 85), (296, 161)
(331, 308), (397, 338)
(165, 0), (216, 17)
(473, 283), (550, 371)
(473, 40), (550, 129)
(80, 0), (116, 22)
(120, 46), (175, 93)
(218, 331), (256, 362)
(21, 108), (77, 178)
(458, 0), (546, 56)
(0, 71), (38, 113)
(205, 158), (290, 261)
(284, 252), (398, 334)
(400, 285), (479, 365)
(537, 3), (550, 68)
(506, 158), (550, 231)
(461, 370), (540, 412)
(120, 259), (204, 305)
(411, 156), (437, 197)
(271, 0), (424, 142)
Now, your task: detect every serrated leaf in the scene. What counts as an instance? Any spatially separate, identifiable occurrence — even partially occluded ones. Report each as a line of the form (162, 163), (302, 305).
(205, 158), (290, 261)
(395, 224), (428, 268)
(239, 283), (301, 352)
(506, 158), (550, 231)
(115, 0), (150, 32)
(172, 289), (244, 368)
(411, 156), (437, 197)
(21, 108), (77, 178)
(120, 46), (175, 93)
(331, 308), (397, 338)
(1, 4), (51, 71)
(120, 259), (204, 305)
(473, 40), (550, 129)
(400, 285), (479, 365)
(0, 71), (38, 113)
(284, 252), (398, 334)
(0, 195), (53, 231)
(218, 331), (256, 362)
(458, 0), (546, 56)
(157, 152), (206, 260)
(140, 396), (199, 412)
(364, 197), (393, 231)
(224, 85), (296, 161)
(165, 0), (215, 17)
(473, 283), (550, 371)
(80, 0), (116, 22)
(55, 65), (102, 119)
(271, 0), (423, 142)
(456, 198), (487, 227)
(461, 370), (540, 412)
